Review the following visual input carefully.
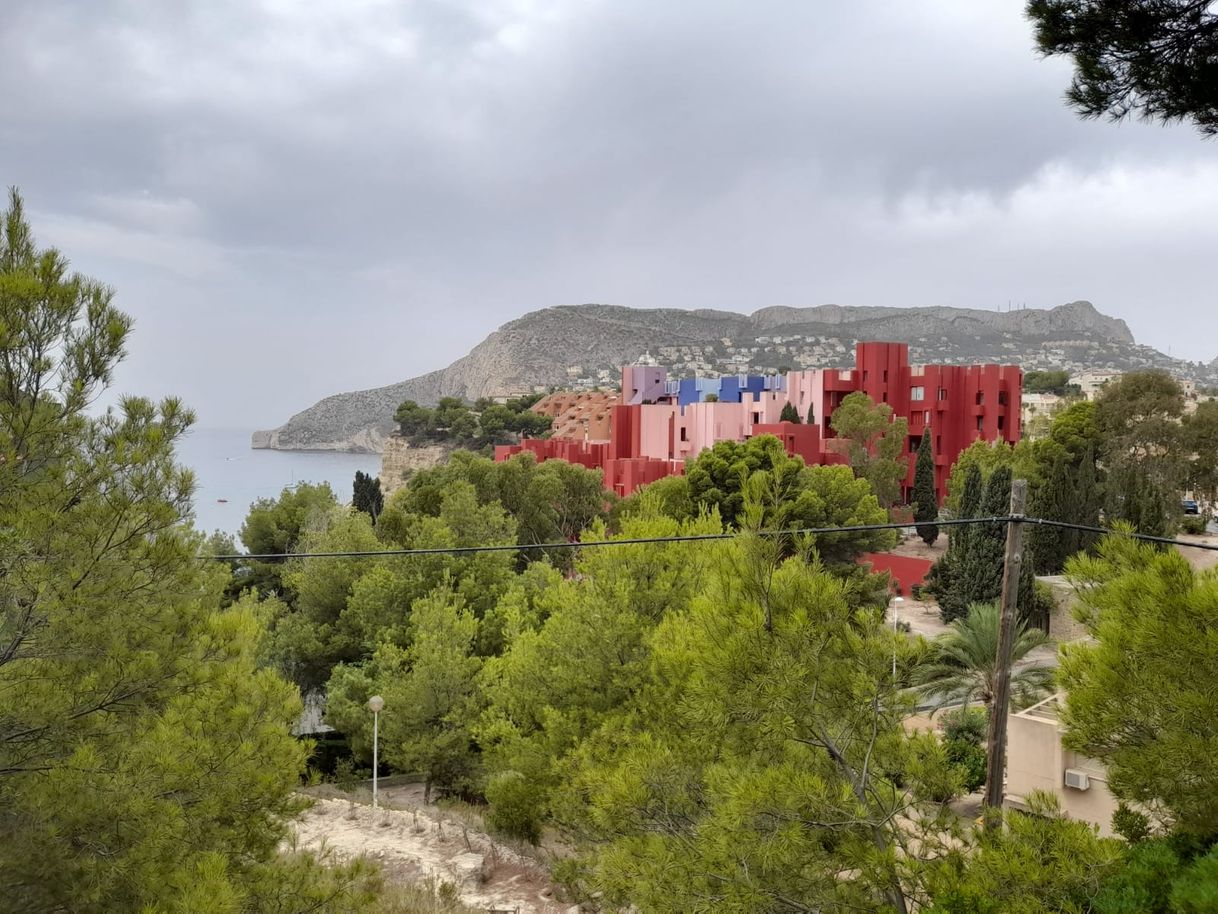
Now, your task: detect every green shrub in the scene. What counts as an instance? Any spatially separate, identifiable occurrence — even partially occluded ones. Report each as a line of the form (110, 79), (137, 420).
(1111, 803), (1153, 844)
(1019, 580), (1058, 632)
(333, 757), (358, 788)
(942, 706), (988, 746)
(484, 771), (544, 845)
(1181, 515), (1208, 535)
(945, 738), (987, 794)
(1169, 844), (1218, 913)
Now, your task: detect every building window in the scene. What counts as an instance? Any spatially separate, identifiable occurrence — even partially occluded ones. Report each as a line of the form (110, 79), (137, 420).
(910, 437), (920, 453)
(938, 388), (948, 401)
(975, 391), (985, 406)
(680, 427), (687, 442)
(883, 370), (888, 382)
(998, 391), (1008, 406)
(976, 416), (984, 431)
(924, 411), (931, 424)
(882, 392), (888, 403)
(863, 370), (869, 382)
(998, 415), (1005, 431)
(936, 435), (942, 451)
(911, 386), (925, 401)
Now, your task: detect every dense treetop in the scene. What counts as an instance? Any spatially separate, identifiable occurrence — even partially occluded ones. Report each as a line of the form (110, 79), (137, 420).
(0, 189), (385, 912)
(394, 393), (552, 449)
(1028, 0), (1218, 136)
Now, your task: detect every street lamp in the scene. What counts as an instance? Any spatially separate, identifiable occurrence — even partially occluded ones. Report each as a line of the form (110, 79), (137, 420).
(891, 597), (905, 680)
(367, 695), (384, 808)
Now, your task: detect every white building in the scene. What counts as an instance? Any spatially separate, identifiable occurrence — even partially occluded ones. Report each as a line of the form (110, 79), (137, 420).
(1005, 695), (1119, 836)
(1069, 370), (1121, 401)
(1021, 392), (1063, 435)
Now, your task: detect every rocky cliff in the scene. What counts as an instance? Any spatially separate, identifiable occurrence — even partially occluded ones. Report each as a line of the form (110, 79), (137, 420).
(378, 437), (453, 494)
(254, 300), (1207, 453)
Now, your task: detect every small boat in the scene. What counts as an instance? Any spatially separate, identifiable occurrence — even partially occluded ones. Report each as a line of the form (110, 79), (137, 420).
(217, 498), (228, 504)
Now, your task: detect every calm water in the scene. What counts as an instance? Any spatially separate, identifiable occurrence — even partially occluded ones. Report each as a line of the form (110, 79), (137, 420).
(176, 428), (381, 538)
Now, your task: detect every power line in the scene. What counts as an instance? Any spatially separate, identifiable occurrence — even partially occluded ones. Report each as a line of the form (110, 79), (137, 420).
(204, 515), (1218, 561)
(1019, 516), (1218, 552)
(207, 516), (1007, 561)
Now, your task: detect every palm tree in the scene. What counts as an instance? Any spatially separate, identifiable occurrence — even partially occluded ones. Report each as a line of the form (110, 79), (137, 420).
(915, 602), (1055, 714)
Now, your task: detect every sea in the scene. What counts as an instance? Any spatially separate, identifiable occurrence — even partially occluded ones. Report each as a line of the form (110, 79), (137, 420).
(175, 427), (381, 538)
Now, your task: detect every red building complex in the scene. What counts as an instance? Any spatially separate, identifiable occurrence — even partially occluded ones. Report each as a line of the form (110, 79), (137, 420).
(496, 342), (1021, 502)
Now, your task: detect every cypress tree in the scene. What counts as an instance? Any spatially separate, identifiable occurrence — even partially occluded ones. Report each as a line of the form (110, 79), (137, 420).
(932, 463), (983, 622)
(951, 463), (985, 561)
(1028, 452), (1073, 574)
(912, 433), (939, 545)
(1108, 462), (1168, 537)
(1075, 446), (1102, 553)
(1133, 468), (1168, 537)
(945, 466), (1011, 622)
(806, 404), (816, 425)
(780, 402), (802, 424)
(352, 470), (384, 522)
(1017, 548), (1048, 630)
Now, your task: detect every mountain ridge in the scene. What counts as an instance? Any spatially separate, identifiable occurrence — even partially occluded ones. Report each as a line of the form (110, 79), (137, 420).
(252, 300), (1197, 454)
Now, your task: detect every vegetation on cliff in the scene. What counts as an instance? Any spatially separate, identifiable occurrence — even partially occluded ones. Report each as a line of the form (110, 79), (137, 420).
(394, 394), (552, 449)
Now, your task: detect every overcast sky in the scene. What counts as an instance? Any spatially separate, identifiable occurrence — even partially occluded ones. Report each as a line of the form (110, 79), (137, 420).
(2, 1), (1214, 429)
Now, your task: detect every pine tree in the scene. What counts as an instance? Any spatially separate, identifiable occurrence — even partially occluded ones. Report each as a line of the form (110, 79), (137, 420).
(913, 433), (939, 545)
(1060, 535), (1218, 831)
(779, 401), (802, 423)
(569, 534), (959, 912)
(0, 189), (344, 911)
(387, 586), (482, 803)
(806, 404), (816, 424)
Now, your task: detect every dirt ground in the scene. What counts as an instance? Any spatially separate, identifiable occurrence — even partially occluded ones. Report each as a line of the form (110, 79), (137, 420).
(1177, 532), (1218, 572)
(290, 787), (570, 914)
(889, 532), (949, 562)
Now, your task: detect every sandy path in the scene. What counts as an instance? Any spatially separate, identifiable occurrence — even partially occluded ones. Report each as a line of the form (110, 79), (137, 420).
(1178, 532), (1218, 572)
(290, 797), (570, 914)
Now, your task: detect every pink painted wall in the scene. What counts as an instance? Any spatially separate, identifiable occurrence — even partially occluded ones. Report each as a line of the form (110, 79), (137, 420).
(682, 400), (752, 456)
(621, 365), (668, 405)
(784, 370), (827, 426)
(635, 404), (679, 460)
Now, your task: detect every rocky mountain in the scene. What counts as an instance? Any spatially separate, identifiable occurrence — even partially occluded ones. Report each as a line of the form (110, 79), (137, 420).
(253, 300), (1213, 453)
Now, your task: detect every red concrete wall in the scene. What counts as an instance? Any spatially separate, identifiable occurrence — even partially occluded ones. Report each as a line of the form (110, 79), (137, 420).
(859, 552), (934, 595)
(752, 422), (821, 465)
(604, 457), (683, 497)
(847, 342), (1021, 504)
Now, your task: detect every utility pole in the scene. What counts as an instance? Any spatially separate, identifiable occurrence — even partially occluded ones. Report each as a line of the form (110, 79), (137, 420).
(983, 478), (1027, 828)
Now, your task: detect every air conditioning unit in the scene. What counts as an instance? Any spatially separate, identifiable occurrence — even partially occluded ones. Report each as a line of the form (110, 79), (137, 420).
(1064, 768), (1091, 791)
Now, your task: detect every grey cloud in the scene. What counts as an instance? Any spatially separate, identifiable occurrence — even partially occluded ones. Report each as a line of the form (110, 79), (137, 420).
(1, 0), (1214, 428)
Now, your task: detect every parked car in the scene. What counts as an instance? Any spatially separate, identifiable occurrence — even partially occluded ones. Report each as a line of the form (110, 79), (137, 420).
(1182, 498), (1200, 515)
